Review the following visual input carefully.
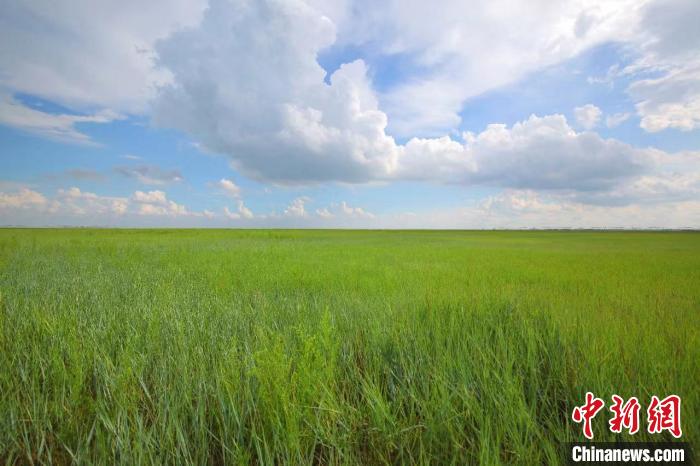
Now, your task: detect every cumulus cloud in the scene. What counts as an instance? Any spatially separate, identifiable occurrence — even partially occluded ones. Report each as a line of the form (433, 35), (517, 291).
(335, 0), (694, 138)
(458, 190), (700, 229)
(399, 114), (652, 192)
(153, 0), (398, 184)
(57, 187), (128, 215)
(620, 0), (700, 132)
(2, 179), (699, 228)
(1, 0), (698, 229)
(0, 0), (207, 113)
(464, 115), (646, 191)
(337, 201), (374, 218)
(628, 66), (700, 132)
(0, 187), (47, 209)
(152, 1), (666, 196)
(137, 202), (186, 216)
(131, 190), (189, 216)
(574, 172), (700, 206)
(237, 201), (254, 219)
(638, 0), (699, 62)
(334, 0), (641, 137)
(315, 201), (374, 219)
(222, 207), (238, 219)
(132, 190), (167, 205)
(0, 0), (644, 139)
(217, 178), (241, 198)
(570, 150), (700, 205)
(574, 104), (602, 129)
(114, 165), (183, 185)
(496, 191), (561, 212)
(284, 197), (311, 218)
(224, 200), (253, 219)
(0, 186), (202, 224)
(2, 0), (695, 143)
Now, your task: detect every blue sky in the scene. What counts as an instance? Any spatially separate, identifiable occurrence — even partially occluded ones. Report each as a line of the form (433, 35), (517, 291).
(1, 0), (699, 228)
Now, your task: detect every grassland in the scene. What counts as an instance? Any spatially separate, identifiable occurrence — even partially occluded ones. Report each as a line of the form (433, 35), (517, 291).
(0, 229), (698, 464)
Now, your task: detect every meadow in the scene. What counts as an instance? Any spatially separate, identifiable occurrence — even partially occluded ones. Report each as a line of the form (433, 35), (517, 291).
(0, 229), (697, 464)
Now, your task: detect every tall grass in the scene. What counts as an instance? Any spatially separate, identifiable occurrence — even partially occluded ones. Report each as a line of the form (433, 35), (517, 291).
(0, 230), (698, 464)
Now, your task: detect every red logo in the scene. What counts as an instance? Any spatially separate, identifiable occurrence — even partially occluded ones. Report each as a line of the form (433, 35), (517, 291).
(609, 395), (640, 435)
(647, 395), (682, 438)
(572, 392), (605, 439)
(572, 393), (682, 439)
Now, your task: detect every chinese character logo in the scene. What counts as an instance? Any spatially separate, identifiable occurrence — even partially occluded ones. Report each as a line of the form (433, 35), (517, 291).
(609, 395), (640, 435)
(572, 392), (605, 439)
(572, 393), (682, 439)
(647, 395), (682, 438)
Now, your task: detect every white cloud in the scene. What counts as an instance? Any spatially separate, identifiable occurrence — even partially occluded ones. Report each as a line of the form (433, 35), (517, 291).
(1, 0), (698, 229)
(335, 0), (642, 137)
(131, 190), (188, 216)
(137, 202), (187, 216)
(462, 190), (700, 229)
(223, 206), (240, 220)
(2, 0), (695, 143)
(0, 0), (207, 113)
(628, 66), (700, 132)
(571, 150), (700, 205)
(2, 177), (699, 227)
(315, 201), (374, 219)
(51, 187), (129, 216)
(617, 0), (700, 132)
(217, 178), (241, 198)
(638, 0), (699, 62)
(0, 0), (646, 141)
(284, 197), (310, 218)
(398, 114), (651, 191)
(480, 190), (564, 215)
(153, 1), (398, 184)
(132, 190), (168, 205)
(57, 187), (128, 215)
(0, 93), (122, 144)
(606, 112), (631, 128)
(0, 187), (47, 209)
(338, 201), (374, 218)
(282, 188), (700, 228)
(237, 200), (253, 219)
(151, 1), (669, 196)
(0, 184), (264, 225)
(574, 104), (602, 129)
(224, 200), (253, 219)
(154, 0), (698, 141)
(362, 189), (700, 229)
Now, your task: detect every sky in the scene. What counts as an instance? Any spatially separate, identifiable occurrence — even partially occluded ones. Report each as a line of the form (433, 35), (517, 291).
(1, 0), (699, 228)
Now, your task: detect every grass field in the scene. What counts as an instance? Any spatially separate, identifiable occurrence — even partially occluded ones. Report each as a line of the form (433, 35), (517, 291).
(0, 229), (697, 464)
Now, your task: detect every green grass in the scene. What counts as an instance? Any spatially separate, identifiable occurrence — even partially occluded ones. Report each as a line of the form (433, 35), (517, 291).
(0, 229), (698, 464)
